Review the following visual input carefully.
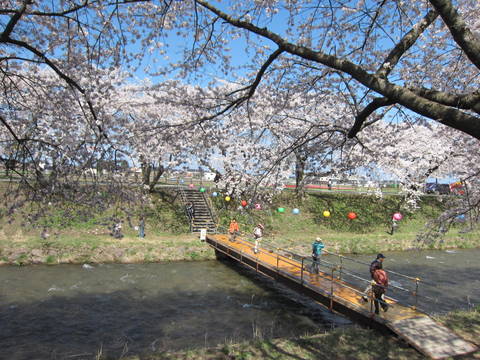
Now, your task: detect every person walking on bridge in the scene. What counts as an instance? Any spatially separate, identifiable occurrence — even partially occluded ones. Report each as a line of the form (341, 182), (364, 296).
(252, 223), (264, 254)
(311, 237), (325, 274)
(372, 268), (389, 314)
(228, 218), (240, 242)
(362, 253), (386, 302)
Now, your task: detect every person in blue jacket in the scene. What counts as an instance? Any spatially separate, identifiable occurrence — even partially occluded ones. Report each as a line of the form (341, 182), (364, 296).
(311, 237), (325, 274)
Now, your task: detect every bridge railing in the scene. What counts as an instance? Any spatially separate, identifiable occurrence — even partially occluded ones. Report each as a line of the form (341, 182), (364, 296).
(272, 245), (437, 314)
(210, 229), (437, 314)
(210, 231), (384, 312)
(319, 249), (442, 314)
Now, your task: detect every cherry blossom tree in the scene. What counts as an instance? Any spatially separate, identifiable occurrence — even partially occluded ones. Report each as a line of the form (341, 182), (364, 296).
(1, 0), (480, 238)
(167, 0), (479, 139)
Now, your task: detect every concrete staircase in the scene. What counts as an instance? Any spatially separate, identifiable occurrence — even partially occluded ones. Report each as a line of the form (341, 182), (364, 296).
(179, 188), (217, 233)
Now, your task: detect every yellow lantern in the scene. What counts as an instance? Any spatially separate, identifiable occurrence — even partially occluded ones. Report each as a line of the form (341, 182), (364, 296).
(323, 210), (331, 217)
(225, 196), (231, 202)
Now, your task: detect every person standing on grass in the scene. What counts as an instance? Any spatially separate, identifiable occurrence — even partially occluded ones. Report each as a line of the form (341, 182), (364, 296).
(138, 216), (145, 238)
(252, 223), (264, 254)
(311, 237), (325, 274)
(228, 218), (240, 242)
(362, 253), (386, 302)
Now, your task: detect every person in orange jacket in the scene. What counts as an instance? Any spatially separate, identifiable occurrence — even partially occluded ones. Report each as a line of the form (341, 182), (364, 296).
(228, 218), (240, 242)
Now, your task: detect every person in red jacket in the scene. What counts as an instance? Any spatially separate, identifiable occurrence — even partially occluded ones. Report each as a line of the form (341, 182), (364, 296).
(362, 253), (386, 302)
(372, 268), (389, 315)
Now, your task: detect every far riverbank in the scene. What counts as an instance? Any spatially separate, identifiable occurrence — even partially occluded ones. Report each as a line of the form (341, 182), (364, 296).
(1, 225), (479, 266)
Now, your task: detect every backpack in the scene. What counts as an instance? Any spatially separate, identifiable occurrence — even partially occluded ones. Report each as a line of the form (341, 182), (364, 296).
(373, 269), (388, 287)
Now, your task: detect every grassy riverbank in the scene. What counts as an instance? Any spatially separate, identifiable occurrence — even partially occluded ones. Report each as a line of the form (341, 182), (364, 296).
(0, 216), (477, 266)
(1, 191), (479, 265)
(111, 307), (479, 360)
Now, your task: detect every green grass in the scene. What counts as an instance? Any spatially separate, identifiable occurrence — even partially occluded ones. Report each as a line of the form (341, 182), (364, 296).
(111, 307), (479, 360)
(1, 190), (479, 266)
(212, 192), (479, 255)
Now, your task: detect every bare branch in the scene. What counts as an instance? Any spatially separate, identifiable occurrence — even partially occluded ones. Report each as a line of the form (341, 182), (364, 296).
(0, 0), (31, 39)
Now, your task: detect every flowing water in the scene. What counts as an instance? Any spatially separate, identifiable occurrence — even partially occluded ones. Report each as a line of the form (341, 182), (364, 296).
(0, 248), (478, 359)
(0, 260), (348, 360)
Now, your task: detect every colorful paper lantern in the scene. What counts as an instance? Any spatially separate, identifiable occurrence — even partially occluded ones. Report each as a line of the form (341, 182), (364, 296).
(277, 207), (285, 213)
(212, 192), (218, 197)
(323, 210), (331, 217)
(225, 196), (231, 202)
(199, 187), (205, 192)
(347, 212), (357, 220)
(241, 200), (247, 207)
(179, 179), (185, 184)
(392, 212), (403, 221)
(254, 203), (262, 210)
(188, 183), (194, 188)
(292, 208), (300, 214)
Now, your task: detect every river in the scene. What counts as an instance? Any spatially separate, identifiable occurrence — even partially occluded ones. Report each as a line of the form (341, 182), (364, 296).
(0, 260), (348, 360)
(0, 248), (478, 359)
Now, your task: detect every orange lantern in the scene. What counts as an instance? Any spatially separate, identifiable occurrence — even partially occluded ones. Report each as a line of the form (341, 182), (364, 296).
(347, 212), (357, 220)
(241, 200), (247, 207)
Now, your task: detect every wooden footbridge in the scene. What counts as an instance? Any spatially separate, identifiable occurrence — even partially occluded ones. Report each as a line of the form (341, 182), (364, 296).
(204, 233), (477, 360)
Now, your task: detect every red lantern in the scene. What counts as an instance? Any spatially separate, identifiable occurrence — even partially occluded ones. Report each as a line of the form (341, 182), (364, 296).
(347, 212), (357, 220)
(241, 200), (247, 207)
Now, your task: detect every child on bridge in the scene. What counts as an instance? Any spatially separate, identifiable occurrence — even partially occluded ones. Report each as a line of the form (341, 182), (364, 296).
(252, 223), (264, 254)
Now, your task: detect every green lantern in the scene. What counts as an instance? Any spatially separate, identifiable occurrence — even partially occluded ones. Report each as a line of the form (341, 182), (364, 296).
(277, 207), (285, 213)
(199, 187), (206, 192)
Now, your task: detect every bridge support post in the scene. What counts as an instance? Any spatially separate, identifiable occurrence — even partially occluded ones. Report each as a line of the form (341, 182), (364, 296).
(301, 257), (304, 285)
(329, 266), (336, 311)
(413, 277), (420, 310)
(215, 249), (228, 260)
(339, 256), (343, 280)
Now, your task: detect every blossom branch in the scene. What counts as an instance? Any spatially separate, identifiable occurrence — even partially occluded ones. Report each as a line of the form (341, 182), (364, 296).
(196, 0), (480, 139)
(429, 0), (480, 70)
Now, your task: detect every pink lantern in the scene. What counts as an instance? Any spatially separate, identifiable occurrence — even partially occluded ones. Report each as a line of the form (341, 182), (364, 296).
(254, 203), (262, 210)
(188, 183), (194, 189)
(392, 212), (403, 221)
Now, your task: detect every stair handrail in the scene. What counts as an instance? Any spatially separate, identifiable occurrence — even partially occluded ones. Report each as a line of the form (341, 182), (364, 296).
(177, 187), (193, 232)
(202, 191), (218, 233)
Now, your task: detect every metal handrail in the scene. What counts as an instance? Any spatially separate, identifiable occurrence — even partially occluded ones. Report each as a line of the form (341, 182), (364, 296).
(323, 249), (420, 282)
(211, 232), (435, 313)
(209, 234), (408, 315)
